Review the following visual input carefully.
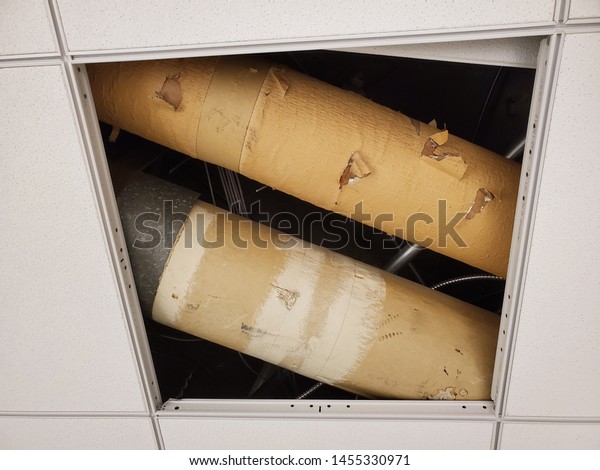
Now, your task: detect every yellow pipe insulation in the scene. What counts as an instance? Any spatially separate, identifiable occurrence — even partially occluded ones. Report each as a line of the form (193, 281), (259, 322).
(88, 56), (520, 277)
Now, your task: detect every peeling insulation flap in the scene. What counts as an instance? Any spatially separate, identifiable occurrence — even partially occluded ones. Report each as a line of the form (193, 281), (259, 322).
(88, 57), (521, 277)
(151, 200), (500, 400)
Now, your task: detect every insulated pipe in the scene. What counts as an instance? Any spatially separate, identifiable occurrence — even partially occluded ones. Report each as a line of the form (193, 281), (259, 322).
(116, 172), (499, 400)
(89, 57), (520, 277)
(114, 168), (199, 314)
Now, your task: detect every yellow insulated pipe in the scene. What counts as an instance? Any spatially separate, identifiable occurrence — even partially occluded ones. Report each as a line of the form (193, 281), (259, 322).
(88, 56), (520, 277)
(152, 200), (499, 400)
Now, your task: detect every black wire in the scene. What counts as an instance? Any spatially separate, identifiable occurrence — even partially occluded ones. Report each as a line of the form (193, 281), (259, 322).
(151, 332), (204, 342)
(175, 365), (198, 399)
(468, 288), (506, 304)
(238, 352), (260, 376)
(472, 67), (504, 142)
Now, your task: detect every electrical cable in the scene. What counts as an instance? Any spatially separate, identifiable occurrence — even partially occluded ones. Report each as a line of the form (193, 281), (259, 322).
(468, 288), (506, 304)
(238, 352), (260, 376)
(472, 67), (503, 142)
(408, 262), (426, 285)
(157, 334), (204, 342)
(175, 365), (197, 399)
(203, 161), (217, 206)
(148, 331), (204, 342)
(297, 381), (323, 399)
(430, 274), (504, 291)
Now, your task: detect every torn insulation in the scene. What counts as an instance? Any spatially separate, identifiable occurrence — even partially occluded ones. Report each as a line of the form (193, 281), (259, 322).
(273, 284), (301, 310)
(339, 151), (372, 189)
(269, 67), (290, 96)
(466, 188), (495, 220)
(421, 130), (460, 161)
(156, 73), (182, 110)
(88, 56), (521, 277)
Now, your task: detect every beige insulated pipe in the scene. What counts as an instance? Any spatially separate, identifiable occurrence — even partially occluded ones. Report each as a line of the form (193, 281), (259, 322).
(152, 200), (499, 400)
(88, 57), (520, 277)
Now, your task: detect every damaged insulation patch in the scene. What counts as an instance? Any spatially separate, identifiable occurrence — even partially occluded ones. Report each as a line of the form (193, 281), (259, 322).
(339, 151), (372, 189)
(427, 387), (469, 400)
(271, 68), (289, 96)
(421, 130), (459, 161)
(272, 285), (300, 310)
(264, 67), (290, 97)
(466, 188), (495, 220)
(156, 73), (182, 110)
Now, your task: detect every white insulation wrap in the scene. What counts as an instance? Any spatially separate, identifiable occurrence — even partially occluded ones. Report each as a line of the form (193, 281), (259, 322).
(152, 201), (499, 400)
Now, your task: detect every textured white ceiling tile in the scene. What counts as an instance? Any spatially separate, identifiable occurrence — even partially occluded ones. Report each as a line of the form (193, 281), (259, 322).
(0, 417), (157, 449)
(0, 1), (58, 56)
(500, 422), (600, 449)
(0, 65), (148, 412)
(505, 33), (600, 418)
(569, 0), (600, 19)
(56, 0), (556, 52)
(160, 418), (494, 449)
